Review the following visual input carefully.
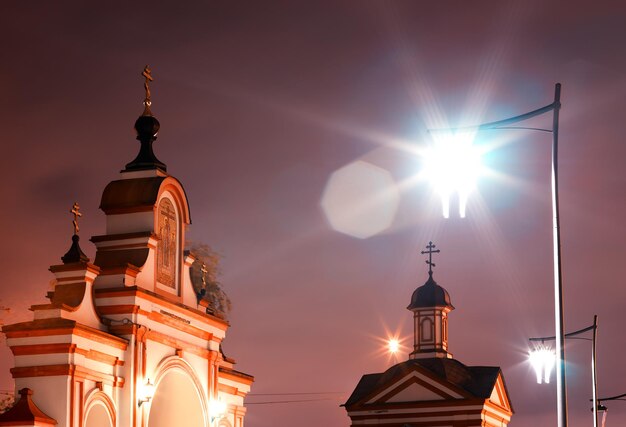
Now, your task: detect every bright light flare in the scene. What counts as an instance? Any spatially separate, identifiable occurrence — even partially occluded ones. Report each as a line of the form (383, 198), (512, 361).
(388, 338), (400, 354)
(369, 324), (408, 366)
(529, 346), (555, 384)
(209, 398), (227, 420)
(424, 131), (484, 218)
(138, 378), (156, 406)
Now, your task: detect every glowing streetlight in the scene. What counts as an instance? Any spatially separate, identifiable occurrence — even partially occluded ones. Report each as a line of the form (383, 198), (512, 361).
(529, 345), (556, 384)
(424, 131), (484, 218)
(209, 398), (227, 424)
(529, 315), (599, 427)
(138, 378), (155, 407)
(388, 338), (400, 354)
(429, 84), (568, 427)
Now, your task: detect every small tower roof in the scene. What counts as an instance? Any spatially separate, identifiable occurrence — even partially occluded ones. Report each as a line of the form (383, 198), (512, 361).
(407, 241), (454, 310)
(0, 388), (57, 425)
(407, 272), (453, 310)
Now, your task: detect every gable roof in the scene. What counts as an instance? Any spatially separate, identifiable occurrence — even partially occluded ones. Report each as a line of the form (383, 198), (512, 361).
(344, 358), (502, 408)
(344, 373), (383, 407)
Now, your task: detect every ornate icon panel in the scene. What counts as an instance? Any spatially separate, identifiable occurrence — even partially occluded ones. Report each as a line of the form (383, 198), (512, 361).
(157, 198), (177, 288)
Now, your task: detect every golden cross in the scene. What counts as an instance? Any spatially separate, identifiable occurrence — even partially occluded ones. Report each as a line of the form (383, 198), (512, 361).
(70, 202), (82, 236)
(142, 65), (153, 107)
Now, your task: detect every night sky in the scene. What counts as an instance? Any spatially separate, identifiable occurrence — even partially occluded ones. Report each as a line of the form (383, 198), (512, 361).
(2, 2), (626, 426)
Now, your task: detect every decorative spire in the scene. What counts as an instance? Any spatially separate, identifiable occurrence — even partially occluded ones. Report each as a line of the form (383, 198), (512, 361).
(142, 65), (154, 116)
(124, 65), (167, 172)
(201, 263), (208, 287)
(62, 202), (90, 264)
(70, 202), (81, 235)
(421, 241), (440, 276)
(408, 241), (453, 311)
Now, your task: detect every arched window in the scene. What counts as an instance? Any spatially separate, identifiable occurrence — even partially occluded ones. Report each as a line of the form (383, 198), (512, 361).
(147, 357), (208, 427)
(85, 404), (113, 427)
(84, 391), (116, 427)
(420, 317), (433, 342)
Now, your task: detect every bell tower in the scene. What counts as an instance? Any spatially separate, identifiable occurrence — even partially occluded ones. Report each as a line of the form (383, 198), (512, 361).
(407, 241), (454, 359)
(345, 241), (512, 426)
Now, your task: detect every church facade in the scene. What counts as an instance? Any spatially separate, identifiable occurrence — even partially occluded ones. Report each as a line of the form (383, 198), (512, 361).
(0, 68), (252, 427)
(343, 242), (513, 427)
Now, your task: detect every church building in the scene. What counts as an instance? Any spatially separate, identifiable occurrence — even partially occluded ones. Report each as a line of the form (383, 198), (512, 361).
(0, 67), (253, 427)
(343, 242), (513, 427)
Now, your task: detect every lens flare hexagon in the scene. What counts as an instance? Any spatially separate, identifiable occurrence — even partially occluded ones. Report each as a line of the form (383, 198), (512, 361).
(321, 160), (400, 239)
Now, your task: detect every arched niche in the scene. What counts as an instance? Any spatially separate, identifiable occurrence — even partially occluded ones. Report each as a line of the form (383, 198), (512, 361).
(156, 194), (180, 294)
(84, 391), (115, 427)
(154, 178), (191, 298)
(147, 358), (207, 427)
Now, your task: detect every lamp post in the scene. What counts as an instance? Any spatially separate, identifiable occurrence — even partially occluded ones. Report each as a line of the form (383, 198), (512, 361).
(529, 315), (599, 427)
(593, 392), (626, 426)
(428, 83), (566, 426)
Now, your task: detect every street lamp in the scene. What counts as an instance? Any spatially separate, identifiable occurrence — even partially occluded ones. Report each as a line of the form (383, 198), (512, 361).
(423, 130), (484, 218)
(388, 338), (400, 354)
(529, 315), (599, 427)
(428, 83), (567, 426)
(209, 398), (227, 425)
(593, 392), (626, 426)
(138, 378), (156, 407)
(529, 344), (555, 384)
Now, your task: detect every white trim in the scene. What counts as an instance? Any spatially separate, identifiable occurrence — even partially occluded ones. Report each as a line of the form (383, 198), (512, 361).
(365, 371), (464, 403)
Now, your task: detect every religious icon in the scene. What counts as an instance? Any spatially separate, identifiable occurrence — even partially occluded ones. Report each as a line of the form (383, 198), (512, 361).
(157, 198), (177, 288)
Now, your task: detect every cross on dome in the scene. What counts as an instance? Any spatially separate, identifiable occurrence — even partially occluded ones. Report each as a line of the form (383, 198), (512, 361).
(142, 65), (153, 115)
(125, 65), (167, 172)
(70, 202), (82, 236)
(201, 263), (208, 287)
(421, 241), (440, 276)
(61, 202), (89, 264)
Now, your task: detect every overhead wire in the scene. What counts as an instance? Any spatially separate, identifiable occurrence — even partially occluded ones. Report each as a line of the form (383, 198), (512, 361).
(246, 391), (348, 405)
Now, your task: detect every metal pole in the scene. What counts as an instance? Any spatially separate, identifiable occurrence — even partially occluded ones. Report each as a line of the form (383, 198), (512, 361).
(592, 315), (598, 427)
(530, 317), (598, 427)
(551, 82), (567, 427)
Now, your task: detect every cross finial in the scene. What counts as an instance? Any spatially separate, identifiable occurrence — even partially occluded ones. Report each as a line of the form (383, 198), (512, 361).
(201, 263), (208, 287)
(141, 65), (153, 116)
(421, 241), (440, 276)
(70, 202), (82, 236)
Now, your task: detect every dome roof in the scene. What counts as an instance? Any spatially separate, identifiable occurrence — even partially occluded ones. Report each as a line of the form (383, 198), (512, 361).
(407, 273), (454, 310)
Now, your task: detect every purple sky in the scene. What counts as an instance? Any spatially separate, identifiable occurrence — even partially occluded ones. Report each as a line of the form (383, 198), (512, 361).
(2, 2), (626, 426)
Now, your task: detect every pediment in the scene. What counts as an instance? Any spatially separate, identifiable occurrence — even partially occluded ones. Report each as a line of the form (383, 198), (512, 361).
(488, 373), (512, 412)
(364, 369), (465, 405)
(385, 381), (446, 402)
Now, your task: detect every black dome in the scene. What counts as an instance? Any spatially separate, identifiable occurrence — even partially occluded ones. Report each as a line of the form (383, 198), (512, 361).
(407, 273), (454, 310)
(134, 114), (160, 138)
(124, 114), (167, 172)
